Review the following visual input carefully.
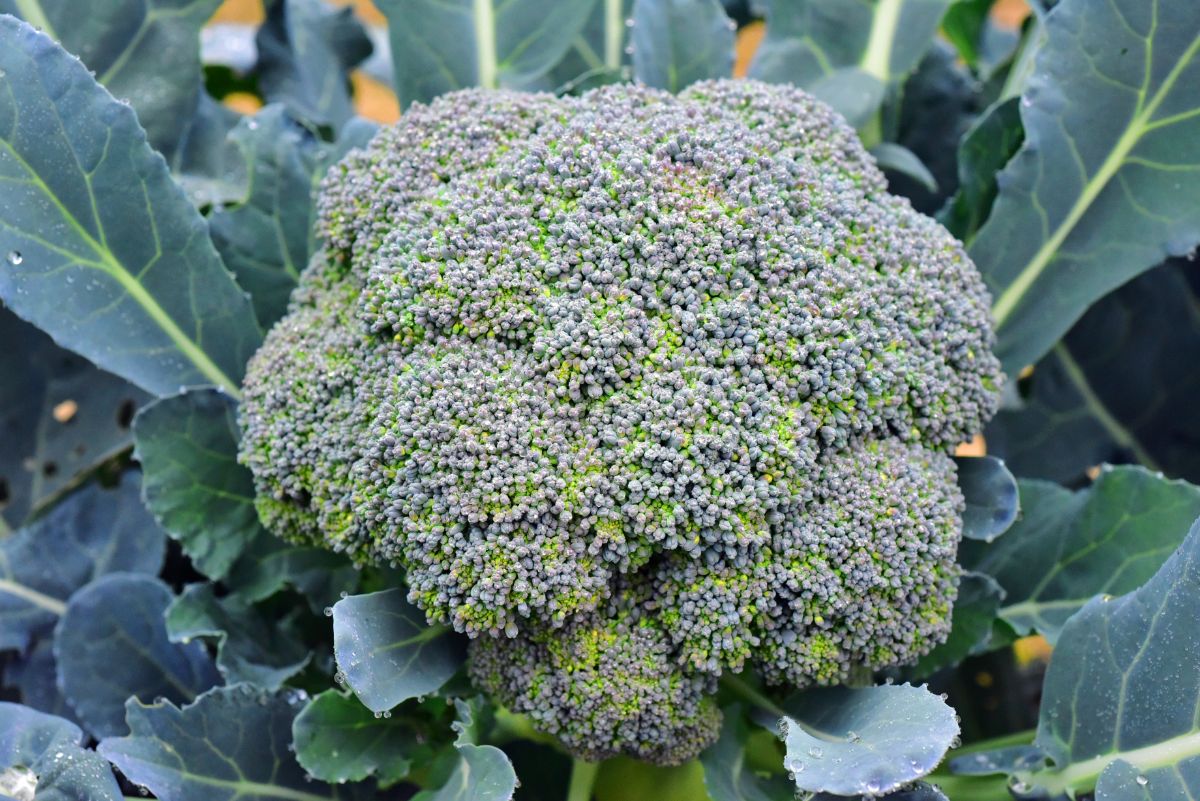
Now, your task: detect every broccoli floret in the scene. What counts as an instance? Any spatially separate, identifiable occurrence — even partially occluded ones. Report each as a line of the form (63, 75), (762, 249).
(239, 79), (1002, 765)
(469, 574), (721, 765)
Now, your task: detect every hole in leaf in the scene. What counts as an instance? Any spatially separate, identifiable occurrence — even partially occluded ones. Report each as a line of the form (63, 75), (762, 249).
(42, 462), (58, 478)
(53, 399), (78, 423)
(117, 399), (137, 430)
(0, 478), (9, 509)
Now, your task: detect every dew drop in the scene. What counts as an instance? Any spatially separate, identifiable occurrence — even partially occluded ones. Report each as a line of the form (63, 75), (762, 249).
(248, 119), (260, 130)
(847, 730), (862, 743)
(373, 711), (383, 719)
(324, 606), (334, 617)
(808, 746), (823, 759)
(7, 251), (22, 265)
(1135, 774), (1149, 787)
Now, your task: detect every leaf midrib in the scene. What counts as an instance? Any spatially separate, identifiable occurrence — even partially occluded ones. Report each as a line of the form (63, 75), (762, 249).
(990, 11), (1200, 329)
(0, 103), (243, 397)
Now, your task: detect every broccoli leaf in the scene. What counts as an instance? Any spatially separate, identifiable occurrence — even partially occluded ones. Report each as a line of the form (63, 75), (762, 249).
(332, 589), (466, 713)
(701, 709), (793, 801)
(542, 0), (630, 91)
(134, 386), (360, 602)
(878, 43), (981, 213)
(0, 17), (262, 397)
(631, 0), (735, 92)
(960, 466), (1200, 641)
(99, 686), (370, 801)
(870, 143), (937, 193)
(2, 639), (79, 725)
(1011, 515), (1200, 798)
(0, 0), (221, 158)
(169, 93), (249, 208)
(938, 96), (1024, 243)
(223, 532), (361, 611)
(54, 574), (220, 738)
(255, 0), (372, 131)
(986, 260), (1200, 486)
(165, 582), (310, 690)
(133, 388), (261, 580)
(0, 305), (150, 529)
(947, 744), (1047, 776)
(0, 703), (122, 801)
(375, 0), (596, 107)
(969, 0), (1200, 374)
(954, 455), (1019, 542)
(412, 699), (517, 801)
(748, 0), (953, 125)
(209, 108), (377, 327)
(0, 473), (164, 653)
(776, 683), (959, 797)
(292, 690), (416, 788)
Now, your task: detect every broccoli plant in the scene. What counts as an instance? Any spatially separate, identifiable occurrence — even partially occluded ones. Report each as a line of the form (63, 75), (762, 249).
(0, 1), (1199, 800)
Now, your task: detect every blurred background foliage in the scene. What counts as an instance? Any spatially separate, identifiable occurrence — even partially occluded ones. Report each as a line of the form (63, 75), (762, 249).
(209, 0), (1032, 124)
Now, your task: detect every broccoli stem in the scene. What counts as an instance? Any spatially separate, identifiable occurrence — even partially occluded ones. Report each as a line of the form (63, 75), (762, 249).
(719, 673), (787, 718)
(566, 758), (600, 801)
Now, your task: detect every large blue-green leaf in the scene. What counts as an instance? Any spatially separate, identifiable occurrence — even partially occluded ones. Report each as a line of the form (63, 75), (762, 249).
(54, 573), (220, 737)
(970, 0), (1200, 374)
(748, 0), (953, 125)
(376, 0), (596, 107)
(132, 387), (361, 602)
(0, 703), (122, 801)
(99, 686), (368, 801)
(542, 0), (629, 91)
(954, 456), (1018, 542)
(413, 699), (516, 801)
(209, 108), (377, 327)
(332, 589), (465, 713)
(961, 466), (1200, 641)
(169, 93), (249, 208)
(0, 17), (262, 397)
(133, 388), (261, 580)
(0, 0), (221, 157)
(0, 473), (164, 652)
(0, 305), (150, 529)
(986, 260), (1200, 486)
(224, 531), (360, 611)
(2, 639), (78, 724)
(292, 689), (416, 787)
(777, 684), (958, 796)
(255, 0), (372, 130)
(166, 582), (309, 689)
(1009, 515), (1200, 798)
(630, 0), (734, 92)
(701, 709), (792, 801)
(938, 96), (1023, 243)
(875, 43), (979, 214)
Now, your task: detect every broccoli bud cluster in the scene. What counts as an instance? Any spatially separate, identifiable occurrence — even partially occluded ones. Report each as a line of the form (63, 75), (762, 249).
(239, 80), (1002, 765)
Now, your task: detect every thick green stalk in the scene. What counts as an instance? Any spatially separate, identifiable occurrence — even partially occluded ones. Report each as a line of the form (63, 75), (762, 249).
(719, 673), (787, 718)
(566, 758), (600, 801)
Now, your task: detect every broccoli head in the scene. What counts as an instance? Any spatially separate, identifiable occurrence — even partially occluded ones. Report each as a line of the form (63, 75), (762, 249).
(239, 79), (1002, 765)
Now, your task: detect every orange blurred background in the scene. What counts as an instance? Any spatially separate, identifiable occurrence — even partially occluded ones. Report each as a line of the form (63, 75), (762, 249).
(212, 0), (1031, 124)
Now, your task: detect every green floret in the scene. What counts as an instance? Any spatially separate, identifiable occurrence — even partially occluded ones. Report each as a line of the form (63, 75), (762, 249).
(238, 78), (1003, 765)
(468, 577), (721, 765)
